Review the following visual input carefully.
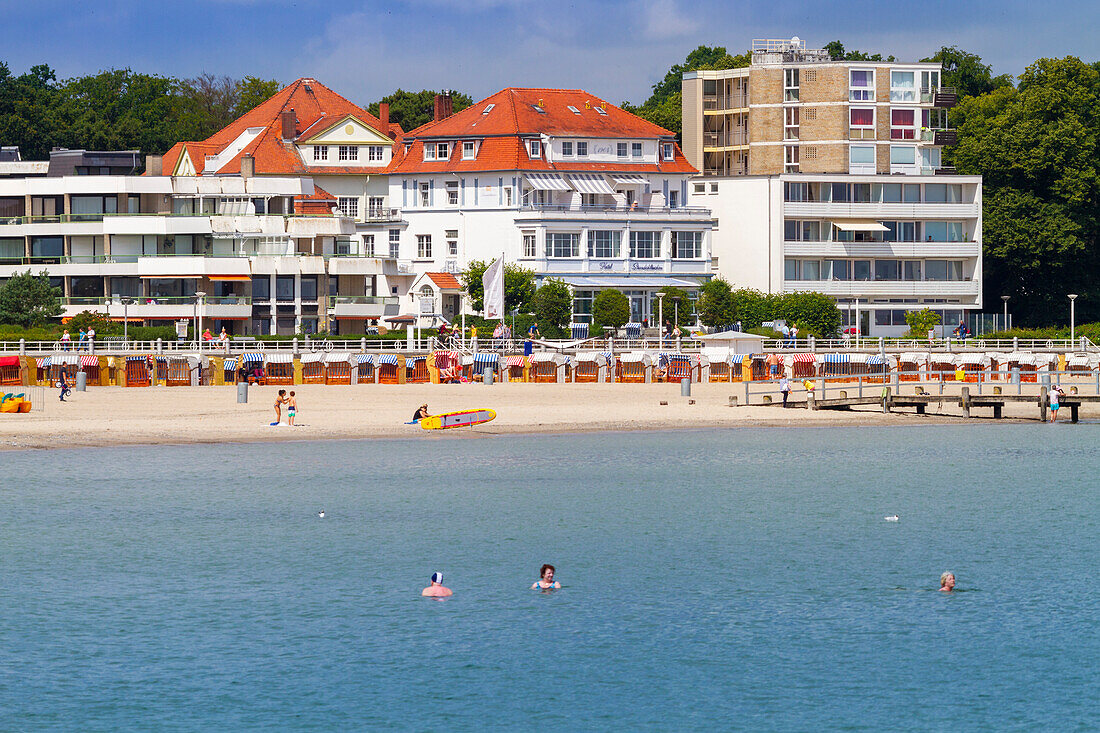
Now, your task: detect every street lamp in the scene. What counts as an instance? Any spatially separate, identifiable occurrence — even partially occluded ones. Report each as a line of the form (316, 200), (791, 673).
(120, 298), (134, 346)
(1068, 294), (1078, 345)
(194, 291), (207, 349)
(657, 292), (665, 345)
(1001, 295), (1010, 331)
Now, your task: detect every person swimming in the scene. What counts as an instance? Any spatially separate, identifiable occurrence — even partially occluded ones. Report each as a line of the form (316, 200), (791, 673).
(940, 571), (956, 592)
(422, 571), (452, 597)
(531, 563), (561, 590)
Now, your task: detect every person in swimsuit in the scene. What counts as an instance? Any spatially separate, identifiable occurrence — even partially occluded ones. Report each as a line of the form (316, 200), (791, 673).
(413, 404), (430, 422)
(1049, 385), (1064, 423)
(531, 563), (561, 590)
(940, 572), (956, 592)
(274, 389), (287, 423)
(287, 391), (297, 426)
(422, 572), (452, 597)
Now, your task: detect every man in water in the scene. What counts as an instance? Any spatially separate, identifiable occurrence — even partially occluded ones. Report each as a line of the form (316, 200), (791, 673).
(531, 564), (561, 590)
(422, 572), (452, 597)
(940, 572), (956, 592)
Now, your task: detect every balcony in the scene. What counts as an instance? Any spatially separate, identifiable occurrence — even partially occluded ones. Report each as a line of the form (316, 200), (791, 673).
(921, 87), (958, 108)
(702, 94), (749, 112)
(516, 204), (712, 221)
(784, 201), (980, 219)
(359, 207), (402, 223)
(783, 241), (981, 259)
(783, 279), (980, 299)
(58, 296), (253, 319)
(703, 130), (748, 150)
(328, 296), (401, 319)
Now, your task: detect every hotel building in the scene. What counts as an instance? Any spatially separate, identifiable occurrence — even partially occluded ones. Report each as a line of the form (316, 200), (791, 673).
(683, 38), (982, 336)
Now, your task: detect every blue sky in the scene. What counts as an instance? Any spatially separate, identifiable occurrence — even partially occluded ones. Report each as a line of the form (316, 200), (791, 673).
(2, 0), (1096, 106)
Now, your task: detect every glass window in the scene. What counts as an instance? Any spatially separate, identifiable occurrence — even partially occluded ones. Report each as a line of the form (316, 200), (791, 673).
(902, 261), (922, 280)
(783, 182), (808, 202)
(587, 230), (622, 258)
(801, 221), (821, 241)
(890, 146), (915, 165)
(338, 145), (358, 161)
(875, 260), (900, 280)
(528, 140), (541, 158)
(617, 142), (628, 158)
(850, 108), (874, 127)
(419, 182), (430, 207)
(561, 141), (573, 157)
(300, 276), (318, 301)
(853, 260), (871, 281)
(921, 147), (943, 171)
(389, 229), (400, 258)
(446, 181), (458, 205)
(921, 70), (940, 92)
(850, 145), (875, 164)
(0, 237), (23, 261)
(417, 234), (432, 258)
(851, 184), (871, 203)
(71, 277), (104, 298)
(662, 143), (674, 161)
(831, 183), (850, 202)
(110, 276), (141, 298)
(631, 142), (643, 158)
(784, 220), (799, 241)
(924, 183), (948, 202)
(880, 183), (903, 202)
(463, 141), (476, 159)
(576, 141), (588, 157)
(890, 108), (916, 139)
(252, 277), (270, 300)
(436, 143), (449, 159)
(337, 197), (358, 219)
(547, 233), (580, 258)
(362, 234), (375, 257)
(784, 258), (798, 281)
(827, 260), (850, 280)
(784, 68), (799, 101)
(784, 145), (799, 172)
(672, 231), (702, 258)
(801, 260), (821, 280)
(368, 145), (384, 161)
(629, 231), (659, 258)
(904, 184), (921, 203)
(784, 107), (799, 140)
(924, 222), (948, 242)
(31, 236), (63, 260)
(522, 232), (536, 258)
(849, 69), (874, 101)
(890, 71), (916, 102)
(275, 275), (295, 300)
(313, 146), (328, 161)
(948, 222), (965, 241)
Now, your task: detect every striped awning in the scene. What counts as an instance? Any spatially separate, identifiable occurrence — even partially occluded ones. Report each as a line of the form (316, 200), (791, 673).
(504, 356), (527, 367)
(867, 355), (890, 365)
(574, 351), (606, 364)
(79, 355), (99, 367)
(126, 355), (146, 362)
(525, 172), (571, 191)
(242, 352), (264, 363)
(849, 353), (870, 364)
(473, 352), (499, 366)
(224, 357), (238, 370)
(620, 352), (651, 364)
(264, 353), (292, 364)
(1068, 354), (1093, 367)
(325, 352), (351, 363)
(38, 356), (52, 368)
(300, 352), (325, 364)
(728, 353), (748, 364)
(377, 354), (400, 365)
(569, 173), (615, 195)
(570, 323), (589, 339)
(405, 355), (426, 364)
(823, 353), (851, 364)
(610, 173), (648, 186)
(531, 352), (565, 364)
(955, 353), (986, 366)
(791, 353), (815, 363)
(355, 354), (375, 365)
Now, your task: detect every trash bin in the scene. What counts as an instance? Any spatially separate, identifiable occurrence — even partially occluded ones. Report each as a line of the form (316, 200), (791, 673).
(483, 367), (494, 385)
(237, 382), (248, 403)
(76, 371), (87, 391)
(681, 377), (691, 396)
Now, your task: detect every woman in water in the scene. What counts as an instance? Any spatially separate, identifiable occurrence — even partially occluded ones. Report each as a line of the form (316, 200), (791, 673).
(940, 572), (956, 592)
(531, 564), (561, 590)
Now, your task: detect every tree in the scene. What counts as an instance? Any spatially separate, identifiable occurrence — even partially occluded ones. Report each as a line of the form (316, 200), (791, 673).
(920, 47), (1014, 99)
(592, 289), (630, 330)
(66, 310), (113, 334)
(697, 278), (737, 328)
(730, 288), (776, 330)
(775, 292), (842, 338)
(824, 41), (895, 62)
(905, 308), (941, 339)
(0, 270), (62, 327)
(366, 89), (473, 133)
(650, 286), (694, 328)
(532, 279), (572, 338)
(233, 76), (281, 118)
(460, 260), (536, 313)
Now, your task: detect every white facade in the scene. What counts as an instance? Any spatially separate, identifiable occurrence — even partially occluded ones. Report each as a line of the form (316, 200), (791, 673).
(691, 173), (983, 336)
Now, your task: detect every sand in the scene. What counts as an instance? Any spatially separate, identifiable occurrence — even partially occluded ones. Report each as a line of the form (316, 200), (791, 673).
(1, 381), (1085, 451)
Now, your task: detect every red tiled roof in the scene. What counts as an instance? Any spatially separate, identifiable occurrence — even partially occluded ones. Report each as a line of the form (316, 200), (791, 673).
(426, 272), (462, 290)
(385, 87), (696, 176)
(165, 79), (398, 177)
(297, 184), (336, 202)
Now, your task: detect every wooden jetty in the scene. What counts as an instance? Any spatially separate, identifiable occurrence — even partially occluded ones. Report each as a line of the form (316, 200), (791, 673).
(801, 386), (1098, 423)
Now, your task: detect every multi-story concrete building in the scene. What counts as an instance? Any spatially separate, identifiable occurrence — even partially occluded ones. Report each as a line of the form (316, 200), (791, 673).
(683, 38), (982, 336)
(387, 87), (713, 324)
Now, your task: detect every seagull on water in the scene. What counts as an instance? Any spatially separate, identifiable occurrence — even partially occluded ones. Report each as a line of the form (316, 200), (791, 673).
(885, 514), (899, 522)
(318, 510), (326, 519)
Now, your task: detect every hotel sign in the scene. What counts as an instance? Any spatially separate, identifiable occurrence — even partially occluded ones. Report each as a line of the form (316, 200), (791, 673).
(630, 262), (663, 272)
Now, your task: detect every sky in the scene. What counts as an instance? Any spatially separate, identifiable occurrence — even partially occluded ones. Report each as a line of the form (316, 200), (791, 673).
(1, 0), (1097, 107)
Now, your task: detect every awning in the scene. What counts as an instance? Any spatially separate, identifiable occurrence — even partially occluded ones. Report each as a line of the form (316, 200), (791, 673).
(569, 173), (616, 195)
(208, 275), (251, 282)
(264, 353), (292, 364)
(325, 352), (351, 363)
(619, 352), (651, 364)
(405, 355), (426, 364)
(610, 174), (648, 186)
(377, 354), (400, 365)
(79, 355), (99, 367)
(0, 356), (20, 367)
(525, 172), (572, 191)
(867, 355), (891, 365)
(530, 352), (565, 364)
(37, 357), (52, 368)
(300, 352), (324, 364)
(473, 353), (499, 366)
(729, 353), (749, 364)
(355, 354), (375, 365)
(823, 353), (851, 364)
(126, 355), (146, 362)
(830, 219), (889, 232)
(242, 352), (264, 363)
(504, 356), (528, 368)
(553, 275), (702, 289)
(224, 358), (238, 370)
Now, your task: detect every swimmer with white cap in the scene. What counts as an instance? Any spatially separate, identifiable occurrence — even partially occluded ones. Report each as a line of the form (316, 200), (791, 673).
(422, 571), (453, 597)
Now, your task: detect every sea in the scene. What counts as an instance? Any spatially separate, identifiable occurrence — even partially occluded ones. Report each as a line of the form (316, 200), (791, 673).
(1, 425), (1096, 731)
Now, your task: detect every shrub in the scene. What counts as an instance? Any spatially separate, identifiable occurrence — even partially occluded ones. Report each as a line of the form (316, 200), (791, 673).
(532, 279), (572, 338)
(775, 292), (842, 338)
(697, 278), (737, 328)
(592, 289), (630, 330)
(905, 308), (941, 338)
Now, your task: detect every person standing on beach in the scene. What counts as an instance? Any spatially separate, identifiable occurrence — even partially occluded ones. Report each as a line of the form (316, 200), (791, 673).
(780, 377), (792, 407)
(287, 391), (298, 426)
(58, 371), (71, 401)
(422, 572), (452, 597)
(940, 572), (956, 592)
(531, 564), (561, 590)
(766, 352), (780, 379)
(274, 389), (287, 424)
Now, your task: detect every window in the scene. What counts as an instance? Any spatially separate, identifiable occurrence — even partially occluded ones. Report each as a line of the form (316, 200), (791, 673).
(883, 222), (918, 242)
(920, 70), (940, 93)
(338, 145), (358, 161)
(849, 70), (874, 101)
(890, 71), (916, 102)
(850, 145), (875, 173)
(784, 220), (823, 242)
(300, 276), (318, 301)
(436, 142), (450, 159)
(784, 68), (799, 101)
(572, 290), (594, 322)
(594, 106), (607, 115)
(252, 277), (270, 301)
(631, 142), (642, 158)
(525, 188), (549, 206)
(362, 234), (375, 257)
(367, 197), (384, 216)
(313, 146), (328, 161)
(662, 143), (674, 160)
(419, 182), (430, 207)
(503, 186), (513, 206)
(276, 275), (295, 301)
(853, 260), (872, 281)
(668, 189), (679, 207)
(926, 260), (963, 281)
(417, 234), (432, 258)
(389, 229), (400, 258)
(875, 260), (900, 281)
(924, 183), (963, 203)
(587, 230), (621, 258)
(576, 141), (588, 157)
(923, 222), (966, 242)
(423, 145), (436, 161)
(562, 141), (573, 157)
(445, 181), (458, 205)
(890, 145), (915, 167)
(547, 233), (580, 258)
(529, 140), (541, 158)
(368, 146), (384, 161)
(629, 231), (659, 259)
(580, 193), (599, 207)
(921, 147), (943, 172)
(618, 142), (628, 158)
(482, 104), (495, 115)
(783, 182), (809, 202)
(672, 231), (701, 258)
(850, 108), (874, 128)
(827, 260), (850, 280)
(337, 197), (359, 219)
(851, 183), (871, 203)
(463, 141), (477, 159)
(446, 229), (458, 256)
(693, 182), (706, 194)
(890, 108), (916, 139)
(784, 145), (799, 173)
(522, 232), (537, 258)
(567, 105), (581, 115)
(902, 261), (922, 281)
(784, 107), (799, 140)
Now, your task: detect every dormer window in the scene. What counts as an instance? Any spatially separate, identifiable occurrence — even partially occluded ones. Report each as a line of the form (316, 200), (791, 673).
(463, 141), (476, 160)
(567, 105), (581, 115)
(576, 141), (588, 157)
(338, 145), (358, 161)
(436, 142), (450, 159)
(562, 141), (573, 157)
(313, 146), (328, 161)
(662, 143), (674, 161)
(631, 142), (643, 158)
(617, 142), (628, 158)
(423, 144), (436, 161)
(528, 140), (541, 158)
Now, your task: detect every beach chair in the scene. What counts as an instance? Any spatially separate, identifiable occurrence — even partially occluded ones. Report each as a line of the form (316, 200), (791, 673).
(820, 353), (851, 383)
(73, 355), (100, 386)
(615, 352), (651, 383)
(0, 356), (22, 386)
(405, 355), (430, 384)
(530, 353), (567, 383)
(569, 323), (589, 341)
(748, 354), (769, 381)
(265, 354), (294, 385)
(166, 356), (190, 386)
(1066, 353), (1096, 376)
(324, 353), (353, 384)
(929, 355), (956, 381)
(125, 356), (151, 387)
(663, 354), (698, 383)
(354, 354), (376, 384)
(429, 350), (460, 383)
(300, 352), (325, 384)
(504, 356), (528, 382)
(789, 353), (816, 379)
(865, 354), (892, 383)
(572, 352), (609, 383)
(377, 354), (403, 384)
(223, 357), (239, 384)
(955, 353), (988, 383)
(897, 353), (926, 382)
(467, 353), (500, 382)
(624, 322), (642, 342)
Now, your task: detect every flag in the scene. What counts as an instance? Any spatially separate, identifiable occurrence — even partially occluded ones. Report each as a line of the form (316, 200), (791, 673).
(483, 255), (504, 320)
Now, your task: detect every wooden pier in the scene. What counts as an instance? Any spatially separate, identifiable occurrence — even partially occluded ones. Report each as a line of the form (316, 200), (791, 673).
(801, 386), (1096, 423)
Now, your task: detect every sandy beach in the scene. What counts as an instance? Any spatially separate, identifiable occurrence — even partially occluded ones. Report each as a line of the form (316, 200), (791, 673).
(1, 381), (1086, 450)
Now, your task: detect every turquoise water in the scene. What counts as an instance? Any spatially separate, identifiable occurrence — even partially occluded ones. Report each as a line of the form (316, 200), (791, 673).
(1, 426), (1097, 730)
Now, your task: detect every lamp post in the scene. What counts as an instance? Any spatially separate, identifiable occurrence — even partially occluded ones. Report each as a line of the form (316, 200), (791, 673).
(657, 292), (665, 346)
(672, 296), (681, 351)
(121, 298), (134, 347)
(194, 291), (206, 350)
(1068, 294), (1078, 345)
(510, 307), (518, 349)
(1001, 295), (1010, 332)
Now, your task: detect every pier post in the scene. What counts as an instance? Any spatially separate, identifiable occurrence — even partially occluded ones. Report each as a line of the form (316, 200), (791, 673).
(1040, 386), (1048, 422)
(19, 338), (25, 356)
(1071, 404), (1079, 423)
(961, 386), (971, 419)
(807, 391), (817, 411)
(744, 379), (750, 405)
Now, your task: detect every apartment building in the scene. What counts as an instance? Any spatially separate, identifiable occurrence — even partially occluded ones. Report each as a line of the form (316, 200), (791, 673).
(387, 88), (712, 324)
(683, 38), (982, 336)
(0, 147), (376, 336)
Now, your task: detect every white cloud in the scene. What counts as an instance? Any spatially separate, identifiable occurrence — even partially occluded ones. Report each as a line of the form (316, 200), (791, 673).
(637, 0), (698, 40)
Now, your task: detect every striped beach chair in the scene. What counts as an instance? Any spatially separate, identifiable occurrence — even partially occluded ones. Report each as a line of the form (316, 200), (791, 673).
(405, 355), (429, 383)
(377, 354), (402, 384)
(324, 353), (352, 384)
(624, 322), (642, 341)
(866, 354), (892, 383)
(897, 352), (927, 382)
(355, 354), (375, 384)
(616, 352), (651, 383)
(570, 323), (589, 340)
(264, 353), (294, 385)
(929, 354), (956, 381)
(469, 352), (500, 382)
(504, 355), (528, 382)
(430, 350), (461, 383)
(789, 352), (816, 379)
(663, 353), (697, 383)
(530, 353), (568, 383)
(572, 351), (610, 383)
(1066, 353), (1096, 376)
(165, 356), (191, 386)
(125, 355), (151, 387)
(703, 348), (730, 381)
(300, 352), (325, 383)
(821, 353), (851, 382)
(955, 353), (987, 382)
(35, 356), (52, 385)
(223, 356), (239, 384)
(76, 354), (101, 385)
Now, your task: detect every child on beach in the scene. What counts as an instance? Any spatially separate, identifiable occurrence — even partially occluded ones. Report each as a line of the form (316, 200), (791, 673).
(287, 391), (298, 426)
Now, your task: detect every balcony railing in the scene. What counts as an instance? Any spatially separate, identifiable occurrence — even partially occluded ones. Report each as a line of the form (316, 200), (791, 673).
(702, 94), (749, 111)
(0, 212), (351, 226)
(359, 207), (402, 222)
(59, 296), (252, 307)
(703, 130), (748, 148)
(921, 86), (958, 107)
(518, 204), (711, 216)
(327, 296), (400, 307)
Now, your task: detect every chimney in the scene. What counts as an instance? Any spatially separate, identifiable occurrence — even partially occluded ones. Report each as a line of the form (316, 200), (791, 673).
(240, 154), (254, 180)
(280, 110), (296, 141)
(433, 94), (444, 122)
(379, 102), (390, 134)
(145, 154), (163, 176)
(443, 93), (453, 119)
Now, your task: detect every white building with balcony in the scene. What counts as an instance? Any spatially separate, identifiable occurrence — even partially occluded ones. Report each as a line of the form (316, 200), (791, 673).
(691, 173), (983, 336)
(387, 88), (713, 324)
